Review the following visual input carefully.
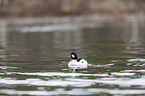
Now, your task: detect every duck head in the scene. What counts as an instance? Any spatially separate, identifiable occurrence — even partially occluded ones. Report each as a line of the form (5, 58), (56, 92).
(69, 52), (78, 59)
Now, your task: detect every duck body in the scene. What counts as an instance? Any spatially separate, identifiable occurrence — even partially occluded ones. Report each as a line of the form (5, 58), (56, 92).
(68, 59), (88, 69)
(68, 52), (88, 69)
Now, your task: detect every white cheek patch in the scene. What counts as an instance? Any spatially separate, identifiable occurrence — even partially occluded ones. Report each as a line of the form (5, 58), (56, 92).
(72, 55), (75, 58)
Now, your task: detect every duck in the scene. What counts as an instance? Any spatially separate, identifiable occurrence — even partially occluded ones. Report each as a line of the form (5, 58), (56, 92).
(68, 52), (88, 69)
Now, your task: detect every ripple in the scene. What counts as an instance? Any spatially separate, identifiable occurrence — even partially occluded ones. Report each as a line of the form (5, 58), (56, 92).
(16, 72), (109, 77)
(0, 77), (94, 87)
(1, 88), (145, 95)
(0, 66), (17, 70)
(0, 71), (145, 88)
(88, 63), (115, 68)
(122, 69), (145, 73)
(0, 72), (108, 87)
(95, 76), (145, 87)
(111, 72), (135, 76)
(127, 58), (145, 62)
(19, 24), (79, 33)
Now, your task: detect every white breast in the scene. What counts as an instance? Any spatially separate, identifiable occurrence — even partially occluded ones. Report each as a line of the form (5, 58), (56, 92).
(68, 59), (88, 69)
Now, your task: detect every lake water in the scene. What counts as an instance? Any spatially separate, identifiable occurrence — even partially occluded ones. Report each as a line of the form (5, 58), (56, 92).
(0, 15), (145, 96)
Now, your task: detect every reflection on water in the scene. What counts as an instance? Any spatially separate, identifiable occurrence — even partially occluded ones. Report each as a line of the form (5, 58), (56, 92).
(0, 15), (145, 95)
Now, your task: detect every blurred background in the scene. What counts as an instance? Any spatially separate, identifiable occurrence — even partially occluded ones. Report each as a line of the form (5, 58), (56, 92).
(0, 0), (145, 96)
(0, 0), (145, 17)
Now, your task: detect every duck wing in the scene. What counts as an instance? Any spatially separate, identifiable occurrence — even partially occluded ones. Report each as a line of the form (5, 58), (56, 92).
(77, 58), (82, 62)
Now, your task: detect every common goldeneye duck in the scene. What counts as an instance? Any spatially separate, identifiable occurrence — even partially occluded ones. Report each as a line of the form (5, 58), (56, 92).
(68, 52), (88, 69)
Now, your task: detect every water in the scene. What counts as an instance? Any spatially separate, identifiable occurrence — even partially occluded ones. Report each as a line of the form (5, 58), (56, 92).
(0, 15), (145, 96)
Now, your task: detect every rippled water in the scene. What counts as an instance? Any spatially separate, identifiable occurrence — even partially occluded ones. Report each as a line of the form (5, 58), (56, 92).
(0, 16), (145, 96)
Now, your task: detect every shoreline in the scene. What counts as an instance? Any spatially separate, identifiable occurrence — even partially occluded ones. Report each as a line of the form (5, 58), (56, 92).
(0, 0), (144, 18)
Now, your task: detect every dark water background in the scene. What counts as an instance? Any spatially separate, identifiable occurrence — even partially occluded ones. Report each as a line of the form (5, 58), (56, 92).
(0, 15), (145, 95)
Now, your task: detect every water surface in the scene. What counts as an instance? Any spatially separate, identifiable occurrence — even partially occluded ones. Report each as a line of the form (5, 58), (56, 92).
(0, 16), (145, 96)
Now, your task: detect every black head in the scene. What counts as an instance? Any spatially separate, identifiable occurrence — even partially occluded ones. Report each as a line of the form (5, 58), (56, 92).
(69, 52), (78, 59)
